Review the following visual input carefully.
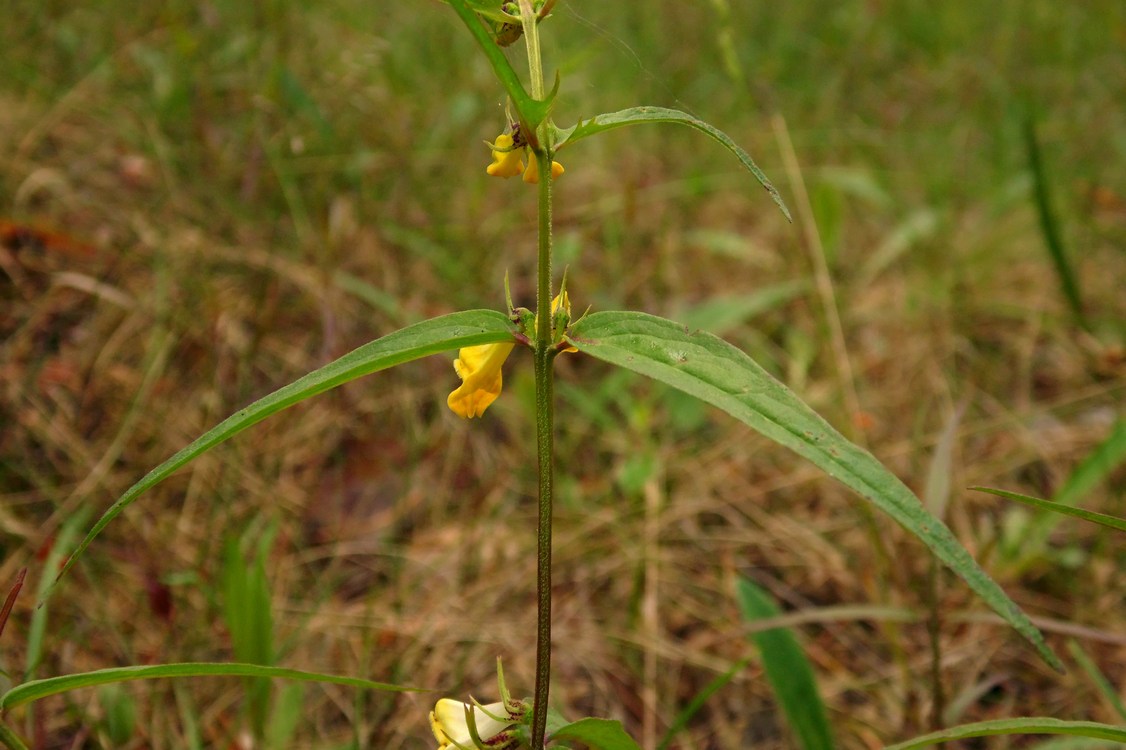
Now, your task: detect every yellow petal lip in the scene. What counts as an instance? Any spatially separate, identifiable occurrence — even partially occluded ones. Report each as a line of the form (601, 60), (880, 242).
(522, 156), (564, 184)
(486, 134), (525, 178)
(448, 342), (516, 418)
(431, 700), (513, 749)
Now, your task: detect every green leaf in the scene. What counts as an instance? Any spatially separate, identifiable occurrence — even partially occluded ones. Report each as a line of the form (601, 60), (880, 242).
(98, 684), (137, 745)
(1024, 113), (1086, 329)
(26, 506), (91, 680)
(1025, 419), (1126, 547)
(883, 718), (1126, 749)
(549, 717), (642, 750)
(1067, 640), (1126, 722)
(974, 487), (1126, 533)
(221, 531), (276, 737)
(552, 106), (791, 221)
(266, 683), (305, 749)
(735, 578), (835, 750)
(656, 657), (750, 750)
(0, 663), (423, 711)
(443, 0), (550, 130)
(566, 311), (1062, 672)
(49, 310), (517, 596)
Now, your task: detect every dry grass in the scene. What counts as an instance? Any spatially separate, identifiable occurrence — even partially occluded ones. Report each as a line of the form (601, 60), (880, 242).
(1, 2), (1124, 749)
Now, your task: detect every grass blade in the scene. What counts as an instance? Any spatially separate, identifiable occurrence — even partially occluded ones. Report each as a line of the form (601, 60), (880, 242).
(884, 717), (1126, 749)
(48, 310), (516, 598)
(1067, 641), (1126, 722)
(735, 578), (834, 750)
(1023, 114), (1086, 328)
(26, 507), (91, 680)
(568, 311), (1061, 671)
(0, 663), (423, 711)
(655, 657), (751, 750)
(974, 487), (1126, 533)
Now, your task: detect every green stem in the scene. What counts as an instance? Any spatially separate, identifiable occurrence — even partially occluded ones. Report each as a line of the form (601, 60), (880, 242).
(531, 148), (555, 750)
(0, 724), (29, 750)
(517, 0), (545, 100)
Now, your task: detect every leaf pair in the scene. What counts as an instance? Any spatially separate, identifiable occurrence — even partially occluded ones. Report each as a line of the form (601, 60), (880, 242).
(50, 308), (1060, 673)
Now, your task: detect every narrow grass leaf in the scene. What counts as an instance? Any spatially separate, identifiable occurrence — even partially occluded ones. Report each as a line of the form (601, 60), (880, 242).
(553, 106), (791, 221)
(567, 311), (1061, 671)
(26, 507), (91, 679)
(0, 723), (29, 750)
(550, 717), (642, 750)
(1067, 640), (1126, 721)
(49, 310), (517, 596)
(656, 657), (750, 750)
(1024, 115), (1086, 328)
(221, 534), (275, 737)
(735, 578), (834, 750)
(884, 717), (1126, 749)
(266, 683), (305, 749)
(1023, 419), (1126, 553)
(0, 663), (423, 711)
(974, 487), (1126, 533)
(922, 404), (962, 519)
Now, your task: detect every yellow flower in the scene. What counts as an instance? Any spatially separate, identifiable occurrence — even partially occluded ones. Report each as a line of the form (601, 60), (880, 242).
(485, 134), (525, 178)
(485, 132), (564, 184)
(522, 155), (565, 184)
(447, 341), (516, 418)
(430, 699), (516, 750)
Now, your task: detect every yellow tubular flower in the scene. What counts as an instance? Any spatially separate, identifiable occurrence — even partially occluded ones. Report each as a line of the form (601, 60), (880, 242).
(430, 700), (515, 750)
(522, 155), (564, 184)
(486, 134), (525, 178)
(447, 341), (516, 418)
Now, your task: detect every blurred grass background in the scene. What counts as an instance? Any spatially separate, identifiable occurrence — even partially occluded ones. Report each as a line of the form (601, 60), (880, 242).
(1, 1), (1124, 747)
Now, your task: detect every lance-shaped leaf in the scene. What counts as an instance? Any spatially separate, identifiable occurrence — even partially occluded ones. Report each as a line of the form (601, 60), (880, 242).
(736, 577), (835, 750)
(49, 310), (517, 595)
(0, 662), (423, 711)
(566, 311), (1061, 671)
(883, 717), (1126, 749)
(552, 106), (791, 221)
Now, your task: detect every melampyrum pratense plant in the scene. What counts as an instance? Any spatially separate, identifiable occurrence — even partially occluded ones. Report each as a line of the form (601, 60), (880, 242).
(3, 2), (1096, 748)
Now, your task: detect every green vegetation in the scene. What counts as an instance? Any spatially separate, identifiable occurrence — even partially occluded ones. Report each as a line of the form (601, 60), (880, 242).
(1, 1), (1122, 747)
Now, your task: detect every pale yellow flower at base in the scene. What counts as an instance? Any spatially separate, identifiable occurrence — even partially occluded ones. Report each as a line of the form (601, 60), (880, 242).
(447, 342), (516, 418)
(430, 699), (515, 750)
(522, 156), (564, 184)
(486, 134), (525, 178)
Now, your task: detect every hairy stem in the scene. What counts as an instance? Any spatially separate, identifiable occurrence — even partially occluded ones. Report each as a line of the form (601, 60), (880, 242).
(531, 148), (555, 750)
